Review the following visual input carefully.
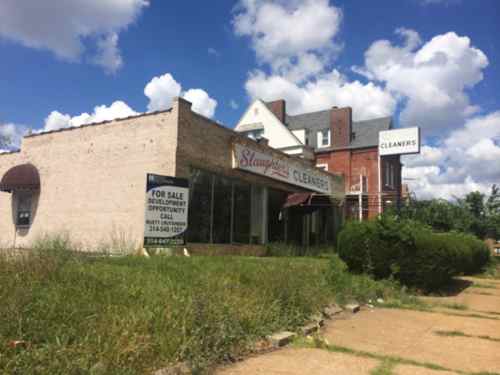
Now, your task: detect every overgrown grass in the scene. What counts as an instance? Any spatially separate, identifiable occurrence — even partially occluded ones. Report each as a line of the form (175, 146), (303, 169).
(0, 238), (335, 374)
(0, 237), (427, 374)
(327, 254), (421, 307)
(265, 242), (334, 257)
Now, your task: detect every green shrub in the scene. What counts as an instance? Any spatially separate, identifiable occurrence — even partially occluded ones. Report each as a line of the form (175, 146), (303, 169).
(337, 217), (491, 290)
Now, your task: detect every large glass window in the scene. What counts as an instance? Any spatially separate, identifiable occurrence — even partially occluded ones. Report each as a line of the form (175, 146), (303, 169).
(233, 181), (251, 243)
(212, 176), (232, 243)
(250, 185), (265, 244)
(187, 168), (260, 244)
(187, 169), (212, 243)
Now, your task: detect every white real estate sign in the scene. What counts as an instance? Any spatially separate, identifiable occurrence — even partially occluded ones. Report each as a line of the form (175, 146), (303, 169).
(233, 143), (331, 194)
(379, 127), (421, 156)
(144, 174), (189, 247)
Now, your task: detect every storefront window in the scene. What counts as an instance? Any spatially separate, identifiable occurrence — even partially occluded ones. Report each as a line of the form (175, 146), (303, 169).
(212, 176), (232, 243)
(188, 168), (259, 244)
(233, 182), (251, 243)
(268, 189), (286, 242)
(187, 169), (212, 243)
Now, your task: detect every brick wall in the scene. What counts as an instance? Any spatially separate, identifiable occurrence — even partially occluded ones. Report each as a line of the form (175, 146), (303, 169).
(0, 107), (179, 249)
(316, 147), (401, 219)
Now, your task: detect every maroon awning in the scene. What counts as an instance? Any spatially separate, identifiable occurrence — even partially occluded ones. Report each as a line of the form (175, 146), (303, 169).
(283, 192), (335, 209)
(0, 163), (40, 192)
(283, 192), (313, 208)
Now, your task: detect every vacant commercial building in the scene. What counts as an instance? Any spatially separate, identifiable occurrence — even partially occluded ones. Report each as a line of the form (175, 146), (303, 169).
(0, 98), (344, 252)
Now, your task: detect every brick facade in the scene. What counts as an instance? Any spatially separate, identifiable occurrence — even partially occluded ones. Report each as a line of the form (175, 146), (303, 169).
(317, 147), (401, 219)
(0, 98), (344, 250)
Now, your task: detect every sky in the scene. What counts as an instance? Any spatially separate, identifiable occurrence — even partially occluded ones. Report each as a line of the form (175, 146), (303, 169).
(0, 0), (499, 199)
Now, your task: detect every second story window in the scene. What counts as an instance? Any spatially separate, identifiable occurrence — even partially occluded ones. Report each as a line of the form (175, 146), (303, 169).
(246, 129), (264, 140)
(318, 129), (330, 147)
(384, 162), (396, 189)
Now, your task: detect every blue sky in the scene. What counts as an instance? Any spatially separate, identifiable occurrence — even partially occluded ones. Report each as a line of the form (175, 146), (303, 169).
(0, 0), (499, 198)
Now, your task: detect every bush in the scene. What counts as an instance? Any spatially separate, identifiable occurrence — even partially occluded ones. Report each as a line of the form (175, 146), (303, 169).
(337, 217), (491, 290)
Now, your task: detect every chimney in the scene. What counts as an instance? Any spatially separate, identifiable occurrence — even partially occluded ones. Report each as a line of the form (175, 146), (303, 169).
(266, 99), (286, 123)
(330, 107), (352, 148)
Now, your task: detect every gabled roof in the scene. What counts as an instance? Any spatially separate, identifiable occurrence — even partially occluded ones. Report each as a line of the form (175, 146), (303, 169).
(285, 110), (392, 150)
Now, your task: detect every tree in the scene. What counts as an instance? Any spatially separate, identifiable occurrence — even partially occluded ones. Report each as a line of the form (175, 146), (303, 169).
(0, 132), (11, 149)
(395, 185), (500, 239)
(485, 185), (500, 239)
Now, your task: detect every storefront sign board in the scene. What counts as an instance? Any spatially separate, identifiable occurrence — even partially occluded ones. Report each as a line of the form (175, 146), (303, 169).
(233, 143), (331, 194)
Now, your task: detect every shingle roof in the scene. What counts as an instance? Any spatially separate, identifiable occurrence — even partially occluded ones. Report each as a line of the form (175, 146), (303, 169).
(285, 110), (392, 150)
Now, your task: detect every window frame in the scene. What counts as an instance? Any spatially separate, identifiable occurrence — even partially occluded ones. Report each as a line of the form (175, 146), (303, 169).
(14, 190), (33, 227)
(318, 129), (330, 147)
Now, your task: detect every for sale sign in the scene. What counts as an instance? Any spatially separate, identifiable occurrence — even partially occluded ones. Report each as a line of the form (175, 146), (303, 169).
(144, 174), (189, 247)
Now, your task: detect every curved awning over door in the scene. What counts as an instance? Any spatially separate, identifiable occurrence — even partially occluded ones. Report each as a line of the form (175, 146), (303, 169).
(0, 163), (40, 192)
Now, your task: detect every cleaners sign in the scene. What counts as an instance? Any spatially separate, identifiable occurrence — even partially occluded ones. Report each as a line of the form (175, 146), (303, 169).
(144, 174), (189, 247)
(233, 143), (331, 194)
(379, 127), (420, 156)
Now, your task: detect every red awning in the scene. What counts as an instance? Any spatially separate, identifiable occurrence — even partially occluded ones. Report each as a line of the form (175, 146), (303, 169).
(0, 163), (40, 192)
(283, 192), (335, 209)
(283, 192), (313, 208)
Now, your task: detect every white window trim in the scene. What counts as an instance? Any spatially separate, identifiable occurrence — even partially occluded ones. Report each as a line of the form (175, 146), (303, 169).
(317, 129), (331, 148)
(316, 163), (329, 171)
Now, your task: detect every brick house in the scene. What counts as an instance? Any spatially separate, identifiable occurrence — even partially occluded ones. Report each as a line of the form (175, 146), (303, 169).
(235, 99), (402, 219)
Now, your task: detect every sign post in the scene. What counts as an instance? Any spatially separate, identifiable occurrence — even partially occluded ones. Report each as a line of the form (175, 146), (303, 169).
(378, 127), (421, 215)
(144, 174), (189, 252)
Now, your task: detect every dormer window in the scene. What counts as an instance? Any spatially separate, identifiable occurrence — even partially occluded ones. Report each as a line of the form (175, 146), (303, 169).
(318, 129), (330, 147)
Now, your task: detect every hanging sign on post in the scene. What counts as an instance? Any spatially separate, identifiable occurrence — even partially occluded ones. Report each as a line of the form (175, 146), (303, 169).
(144, 174), (189, 248)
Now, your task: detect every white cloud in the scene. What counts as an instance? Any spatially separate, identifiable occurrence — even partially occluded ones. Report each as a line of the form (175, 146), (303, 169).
(245, 69), (396, 120)
(0, 122), (28, 150)
(144, 73), (182, 112)
(233, 0), (342, 77)
(43, 101), (138, 132)
(0, 0), (148, 72)
(91, 33), (123, 74)
(403, 111), (500, 199)
(144, 73), (218, 118)
(183, 89), (217, 118)
(234, 0), (395, 120)
(355, 29), (489, 135)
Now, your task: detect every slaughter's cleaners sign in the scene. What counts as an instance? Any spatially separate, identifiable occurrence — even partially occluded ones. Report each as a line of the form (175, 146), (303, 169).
(233, 143), (331, 194)
(144, 174), (189, 247)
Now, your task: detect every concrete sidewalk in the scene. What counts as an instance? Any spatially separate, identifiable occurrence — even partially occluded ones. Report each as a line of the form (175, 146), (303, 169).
(217, 276), (500, 375)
